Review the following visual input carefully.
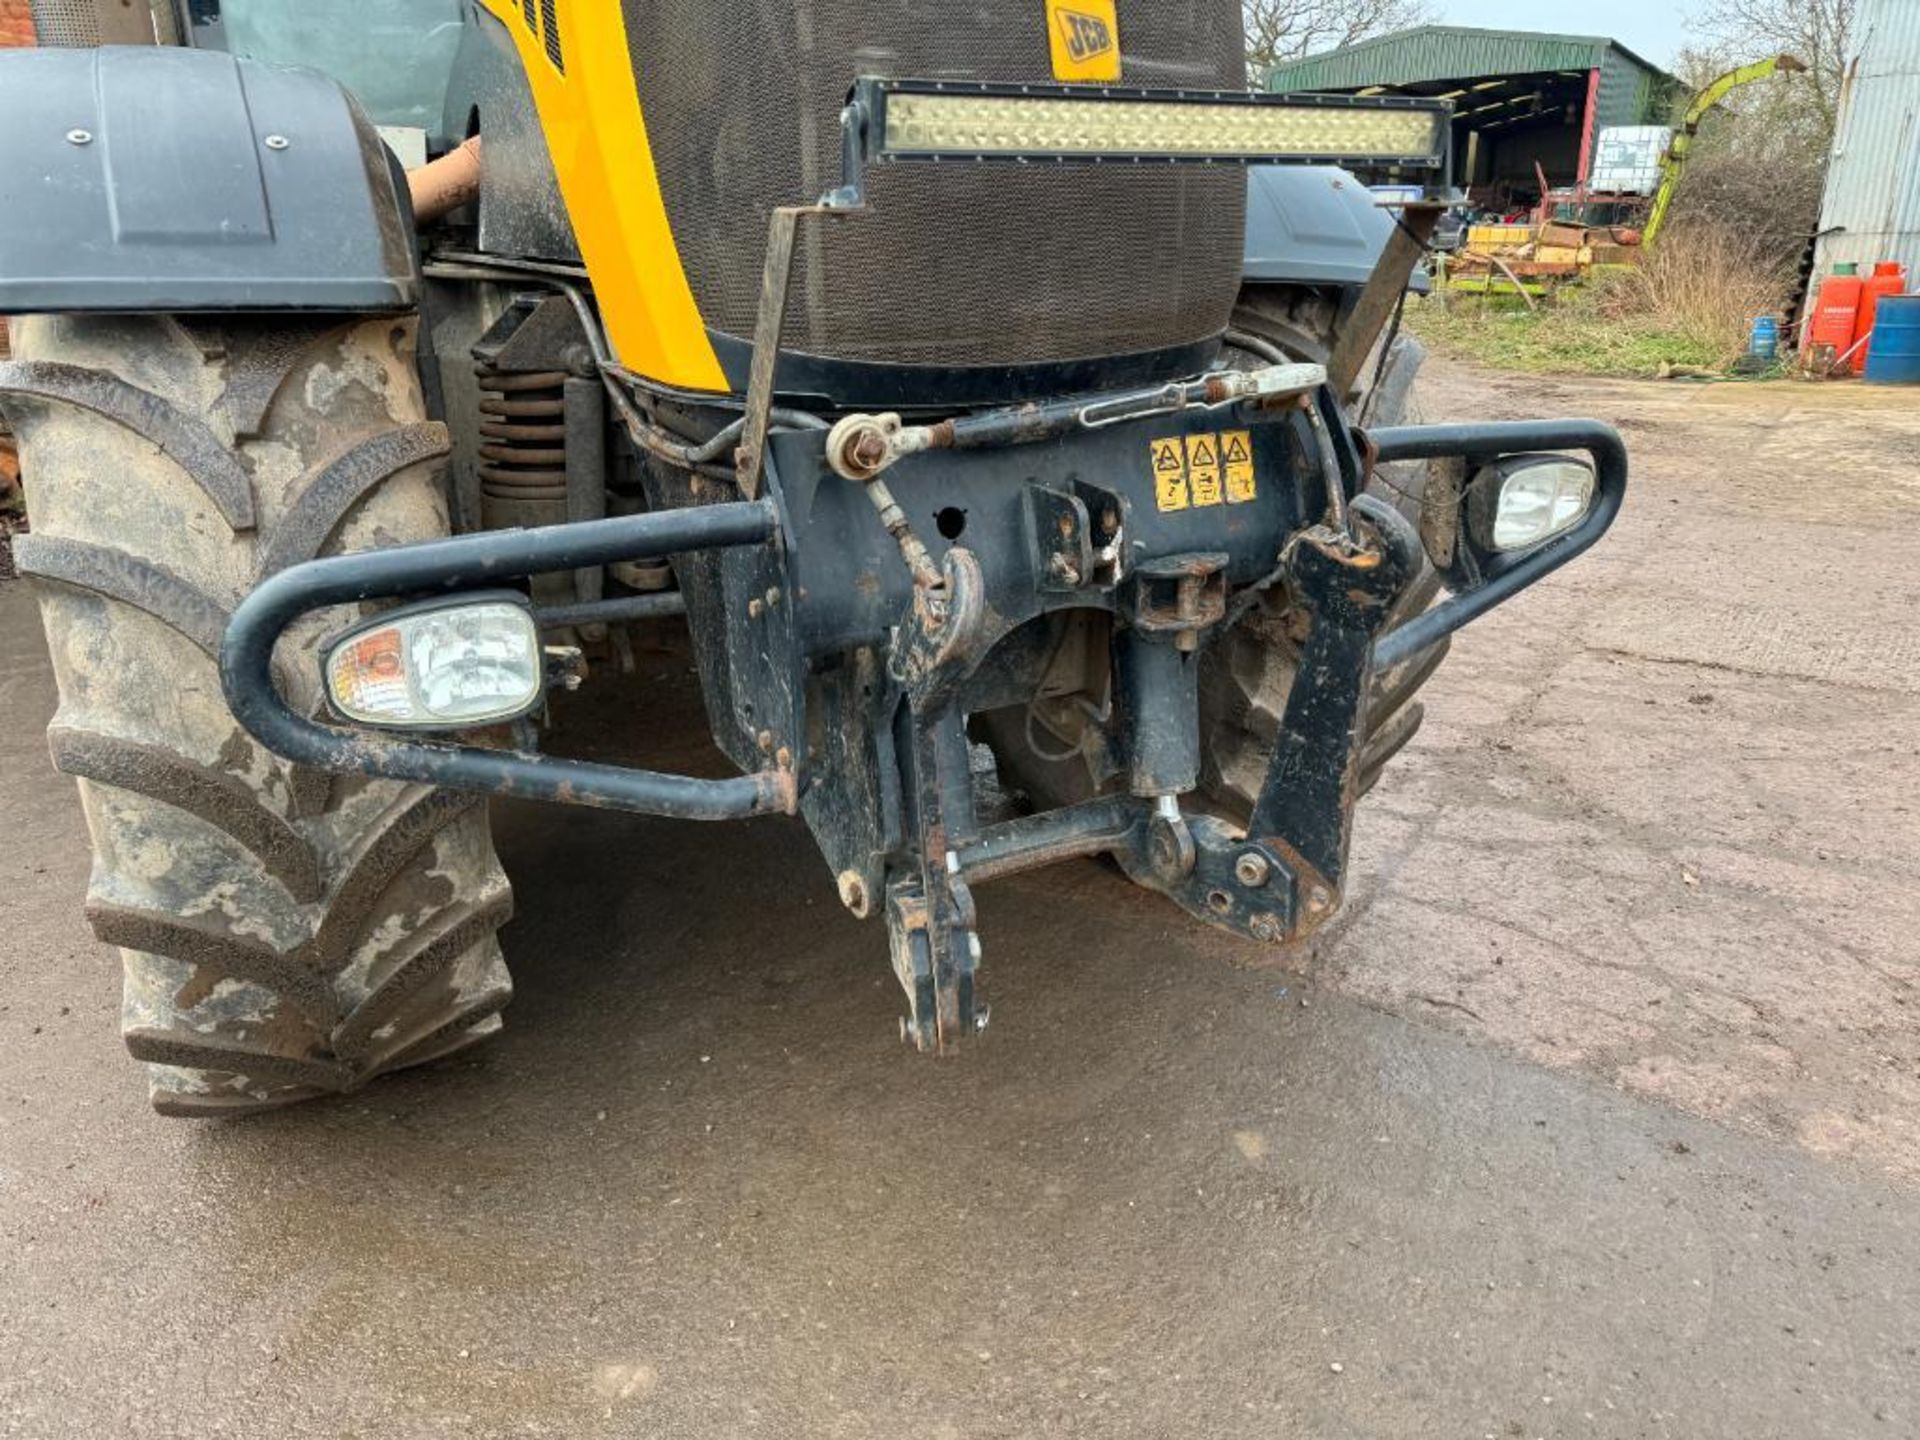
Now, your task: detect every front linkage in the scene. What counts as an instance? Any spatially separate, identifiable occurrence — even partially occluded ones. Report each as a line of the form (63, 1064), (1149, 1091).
(222, 348), (1625, 1050)
(222, 76), (1626, 1056)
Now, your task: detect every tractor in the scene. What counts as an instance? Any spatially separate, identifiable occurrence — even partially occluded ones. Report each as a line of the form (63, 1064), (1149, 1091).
(0, 0), (1624, 1113)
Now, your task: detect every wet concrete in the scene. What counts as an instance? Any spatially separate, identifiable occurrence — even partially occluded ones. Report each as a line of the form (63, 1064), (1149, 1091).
(2, 577), (1917, 1438)
(1329, 365), (1920, 1180)
(6, 362), (1920, 1436)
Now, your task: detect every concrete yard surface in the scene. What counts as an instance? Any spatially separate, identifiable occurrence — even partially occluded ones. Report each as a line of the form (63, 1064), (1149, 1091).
(1, 359), (1917, 1437)
(1328, 363), (1920, 1181)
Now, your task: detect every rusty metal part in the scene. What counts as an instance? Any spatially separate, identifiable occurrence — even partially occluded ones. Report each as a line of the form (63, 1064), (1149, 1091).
(421, 253), (747, 487)
(734, 204), (809, 498)
(860, 475), (944, 596)
(822, 364), (1328, 485)
(1325, 202), (1441, 400)
(953, 795), (1139, 886)
(476, 363), (568, 503)
(1234, 851), (1272, 888)
(1146, 798), (1198, 885)
(889, 547), (987, 700)
(1418, 455), (1467, 572)
(1258, 837), (1340, 941)
(1129, 552), (1228, 650)
(824, 411), (940, 483)
(1241, 500), (1417, 905)
(836, 869), (873, 918)
(1306, 404), (1351, 538)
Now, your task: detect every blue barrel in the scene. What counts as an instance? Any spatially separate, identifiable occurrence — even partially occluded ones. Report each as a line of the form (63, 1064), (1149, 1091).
(1748, 315), (1779, 360)
(1864, 293), (1920, 384)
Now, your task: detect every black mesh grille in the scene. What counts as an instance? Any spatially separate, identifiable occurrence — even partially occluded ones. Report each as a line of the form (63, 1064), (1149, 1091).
(520, 0), (536, 32)
(540, 0), (562, 71)
(621, 0), (1248, 369)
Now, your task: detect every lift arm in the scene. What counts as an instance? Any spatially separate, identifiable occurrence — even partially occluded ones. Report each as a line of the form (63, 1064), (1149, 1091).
(1643, 52), (1806, 247)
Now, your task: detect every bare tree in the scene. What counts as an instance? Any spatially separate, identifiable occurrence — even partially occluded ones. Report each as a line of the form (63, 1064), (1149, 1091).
(1693, 0), (1855, 140)
(1663, 29), (1838, 269)
(1244, 0), (1432, 84)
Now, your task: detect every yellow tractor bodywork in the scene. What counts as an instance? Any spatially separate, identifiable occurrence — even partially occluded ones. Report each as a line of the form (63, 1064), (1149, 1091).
(476, 0), (725, 390)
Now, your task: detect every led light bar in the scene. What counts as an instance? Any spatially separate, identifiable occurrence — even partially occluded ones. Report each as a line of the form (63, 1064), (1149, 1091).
(853, 78), (1450, 169)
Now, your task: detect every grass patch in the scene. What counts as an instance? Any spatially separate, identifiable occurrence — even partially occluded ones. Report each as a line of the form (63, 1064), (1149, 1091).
(1410, 222), (1793, 379)
(1407, 292), (1730, 377)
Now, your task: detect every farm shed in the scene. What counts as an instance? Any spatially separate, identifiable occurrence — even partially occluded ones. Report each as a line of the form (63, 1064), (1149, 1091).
(1267, 26), (1682, 203)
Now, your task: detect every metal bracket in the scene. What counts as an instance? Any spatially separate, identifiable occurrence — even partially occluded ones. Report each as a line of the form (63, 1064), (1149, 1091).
(882, 546), (994, 1051)
(1028, 485), (1095, 592)
(1243, 501), (1416, 908)
(733, 105), (875, 498)
(1325, 201), (1442, 400)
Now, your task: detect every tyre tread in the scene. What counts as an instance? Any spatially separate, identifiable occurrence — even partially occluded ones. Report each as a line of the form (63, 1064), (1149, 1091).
(2, 315), (513, 1115)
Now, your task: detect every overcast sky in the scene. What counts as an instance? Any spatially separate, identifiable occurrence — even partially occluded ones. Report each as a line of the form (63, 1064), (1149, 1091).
(1435, 0), (1703, 66)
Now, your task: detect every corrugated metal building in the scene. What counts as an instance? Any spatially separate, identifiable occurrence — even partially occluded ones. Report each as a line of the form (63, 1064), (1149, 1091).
(1812, 0), (1920, 277)
(1268, 26), (1680, 200)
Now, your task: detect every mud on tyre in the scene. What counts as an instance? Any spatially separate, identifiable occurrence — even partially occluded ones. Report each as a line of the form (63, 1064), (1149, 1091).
(0, 314), (514, 1115)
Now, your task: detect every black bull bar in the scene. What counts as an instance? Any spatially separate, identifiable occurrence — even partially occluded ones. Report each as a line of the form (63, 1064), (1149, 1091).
(219, 418), (1624, 925)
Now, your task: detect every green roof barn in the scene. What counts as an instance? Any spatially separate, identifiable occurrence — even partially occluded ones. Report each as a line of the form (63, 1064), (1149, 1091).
(1267, 26), (1682, 201)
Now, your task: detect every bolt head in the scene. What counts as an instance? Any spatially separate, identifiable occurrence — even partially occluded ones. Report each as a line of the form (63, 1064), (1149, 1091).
(1147, 813), (1196, 881)
(747, 598), (764, 620)
(1250, 914), (1283, 943)
(1307, 885), (1333, 914)
(853, 432), (886, 462)
(1234, 852), (1271, 887)
(65, 128), (93, 146)
(263, 134), (290, 150)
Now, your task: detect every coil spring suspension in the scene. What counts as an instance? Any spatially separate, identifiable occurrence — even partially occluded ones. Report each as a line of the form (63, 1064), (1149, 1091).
(476, 363), (568, 506)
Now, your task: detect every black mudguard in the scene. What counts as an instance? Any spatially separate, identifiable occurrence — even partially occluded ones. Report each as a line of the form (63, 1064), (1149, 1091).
(1242, 166), (1431, 295)
(0, 45), (417, 313)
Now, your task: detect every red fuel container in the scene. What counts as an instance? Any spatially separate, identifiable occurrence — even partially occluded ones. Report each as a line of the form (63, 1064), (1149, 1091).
(1850, 262), (1909, 373)
(1807, 267), (1865, 366)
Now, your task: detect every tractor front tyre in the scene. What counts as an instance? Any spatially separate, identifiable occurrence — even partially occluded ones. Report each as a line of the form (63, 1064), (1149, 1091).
(1, 313), (514, 1115)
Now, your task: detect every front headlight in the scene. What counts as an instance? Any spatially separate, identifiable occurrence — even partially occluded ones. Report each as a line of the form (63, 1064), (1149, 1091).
(324, 595), (542, 729)
(1473, 457), (1596, 553)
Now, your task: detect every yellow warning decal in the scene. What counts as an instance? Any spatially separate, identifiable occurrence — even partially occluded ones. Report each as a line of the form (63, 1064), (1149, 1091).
(1151, 436), (1189, 512)
(1045, 0), (1120, 82)
(1185, 433), (1223, 508)
(1221, 430), (1256, 503)
(1153, 430), (1256, 512)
